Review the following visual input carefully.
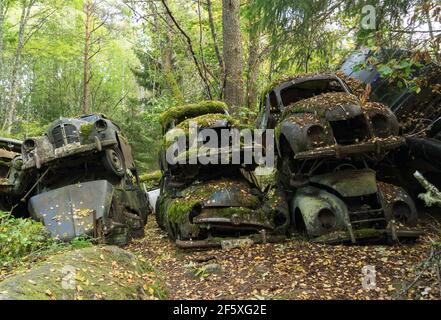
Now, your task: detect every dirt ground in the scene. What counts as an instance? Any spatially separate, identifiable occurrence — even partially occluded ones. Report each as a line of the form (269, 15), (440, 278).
(127, 211), (441, 300)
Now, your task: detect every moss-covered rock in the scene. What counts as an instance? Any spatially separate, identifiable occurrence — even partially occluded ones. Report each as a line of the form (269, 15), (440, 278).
(0, 246), (165, 300)
(160, 100), (228, 129)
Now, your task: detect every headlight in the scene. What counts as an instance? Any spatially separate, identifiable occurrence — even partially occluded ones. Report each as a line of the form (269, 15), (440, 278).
(317, 208), (336, 230)
(95, 119), (108, 132)
(370, 114), (390, 138)
(307, 125), (327, 147)
(23, 139), (36, 152)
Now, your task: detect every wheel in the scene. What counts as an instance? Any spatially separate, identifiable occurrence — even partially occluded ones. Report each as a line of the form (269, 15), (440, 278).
(277, 156), (293, 190)
(102, 147), (126, 177)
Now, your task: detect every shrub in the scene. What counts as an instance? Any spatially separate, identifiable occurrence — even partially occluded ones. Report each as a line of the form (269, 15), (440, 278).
(0, 211), (52, 264)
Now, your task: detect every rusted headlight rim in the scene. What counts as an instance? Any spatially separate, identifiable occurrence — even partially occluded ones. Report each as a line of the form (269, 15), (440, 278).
(95, 119), (108, 132)
(23, 139), (36, 152)
(306, 125), (327, 146)
(370, 113), (391, 137)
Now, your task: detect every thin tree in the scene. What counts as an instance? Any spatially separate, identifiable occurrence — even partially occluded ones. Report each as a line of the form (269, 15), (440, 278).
(222, 0), (244, 113)
(2, 0), (35, 132)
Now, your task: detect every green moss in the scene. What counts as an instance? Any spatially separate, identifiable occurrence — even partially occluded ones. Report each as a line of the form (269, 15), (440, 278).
(79, 123), (94, 143)
(164, 179), (260, 226)
(159, 100), (228, 129)
(139, 171), (162, 190)
(163, 113), (241, 149)
(167, 199), (200, 225)
(0, 160), (11, 168)
(0, 246), (166, 300)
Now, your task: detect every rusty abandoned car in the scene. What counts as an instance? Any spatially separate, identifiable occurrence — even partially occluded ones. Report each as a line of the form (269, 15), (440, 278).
(256, 73), (421, 243)
(156, 101), (290, 248)
(19, 114), (149, 245)
(0, 138), (31, 214)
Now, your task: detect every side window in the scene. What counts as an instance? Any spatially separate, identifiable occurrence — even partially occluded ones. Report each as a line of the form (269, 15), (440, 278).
(269, 91), (278, 112)
(257, 97), (269, 130)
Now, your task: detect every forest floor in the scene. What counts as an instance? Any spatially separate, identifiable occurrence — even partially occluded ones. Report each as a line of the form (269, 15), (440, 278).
(127, 211), (441, 300)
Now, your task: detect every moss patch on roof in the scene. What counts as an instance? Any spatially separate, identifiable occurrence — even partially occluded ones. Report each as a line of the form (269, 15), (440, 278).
(163, 113), (242, 149)
(160, 101), (228, 129)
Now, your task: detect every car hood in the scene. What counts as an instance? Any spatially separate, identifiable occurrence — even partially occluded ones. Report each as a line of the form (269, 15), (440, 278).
(309, 169), (378, 197)
(180, 178), (260, 209)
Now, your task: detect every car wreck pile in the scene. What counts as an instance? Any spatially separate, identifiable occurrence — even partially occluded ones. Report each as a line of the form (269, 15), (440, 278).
(0, 114), (149, 246)
(156, 101), (289, 248)
(1, 50), (439, 248)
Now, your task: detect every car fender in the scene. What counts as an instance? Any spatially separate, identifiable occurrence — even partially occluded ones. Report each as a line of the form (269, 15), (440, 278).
(292, 186), (349, 236)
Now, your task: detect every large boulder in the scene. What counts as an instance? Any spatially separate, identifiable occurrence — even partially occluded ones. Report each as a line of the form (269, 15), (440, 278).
(0, 246), (164, 300)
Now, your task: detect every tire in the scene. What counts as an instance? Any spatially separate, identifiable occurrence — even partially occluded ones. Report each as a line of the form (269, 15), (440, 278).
(102, 147), (126, 177)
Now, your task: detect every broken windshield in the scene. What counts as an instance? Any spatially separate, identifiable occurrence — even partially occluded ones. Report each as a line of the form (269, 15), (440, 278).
(280, 79), (346, 108)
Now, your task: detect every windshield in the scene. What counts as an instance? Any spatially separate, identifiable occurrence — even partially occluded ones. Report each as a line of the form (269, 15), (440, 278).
(280, 79), (346, 108)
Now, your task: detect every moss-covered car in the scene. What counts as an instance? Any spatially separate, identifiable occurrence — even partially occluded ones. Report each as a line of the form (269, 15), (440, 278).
(157, 101), (289, 248)
(159, 101), (253, 181)
(256, 73), (402, 188)
(21, 114), (134, 177)
(18, 115), (149, 246)
(291, 168), (421, 244)
(256, 73), (421, 243)
(156, 172), (289, 248)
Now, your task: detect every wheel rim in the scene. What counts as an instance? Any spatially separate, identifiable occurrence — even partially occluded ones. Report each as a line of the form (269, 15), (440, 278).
(109, 149), (123, 171)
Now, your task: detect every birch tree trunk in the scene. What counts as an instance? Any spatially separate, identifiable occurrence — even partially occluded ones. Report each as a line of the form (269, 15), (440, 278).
(222, 0), (244, 113)
(207, 0), (224, 76)
(82, 0), (92, 115)
(2, 0), (34, 133)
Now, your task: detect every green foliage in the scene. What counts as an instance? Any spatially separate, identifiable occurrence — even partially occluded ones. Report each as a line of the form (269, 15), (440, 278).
(0, 211), (94, 277)
(0, 211), (51, 263)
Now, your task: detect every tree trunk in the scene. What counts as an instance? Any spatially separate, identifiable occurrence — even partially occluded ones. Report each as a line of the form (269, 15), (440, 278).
(2, 0), (33, 133)
(82, 0), (92, 115)
(246, 25), (260, 110)
(207, 0), (224, 77)
(162, 0), (183, 102)
(0, 1), (5, 80)
(222, 0), (244, 113)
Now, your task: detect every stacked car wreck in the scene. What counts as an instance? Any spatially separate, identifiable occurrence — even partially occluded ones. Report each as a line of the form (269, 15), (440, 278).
(15, 114), (149, 246)
(156, 101), (289, 248)
(256, 73), (421, 243)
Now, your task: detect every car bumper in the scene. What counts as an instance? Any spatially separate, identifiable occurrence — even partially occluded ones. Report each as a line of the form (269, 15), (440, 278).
(294, 137), (404, 160)
(22, 138), (118, 170)
(175, 233), (286, 249)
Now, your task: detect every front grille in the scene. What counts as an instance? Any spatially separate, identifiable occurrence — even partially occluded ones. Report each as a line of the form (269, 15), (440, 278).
(345, 193), (386, 229)
(52, 124), (80, 148)
(330, 115), (370, 145)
